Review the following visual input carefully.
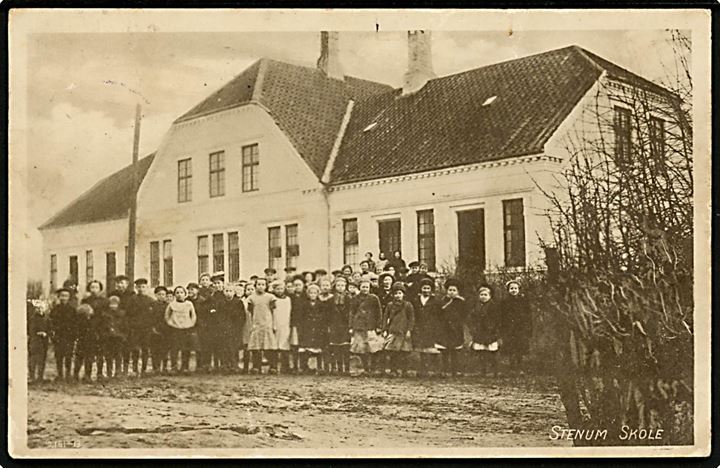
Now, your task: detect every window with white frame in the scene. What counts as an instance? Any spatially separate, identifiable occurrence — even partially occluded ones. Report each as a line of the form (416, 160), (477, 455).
(268, 226), (282, 271)
(209, 151), (225, 198)
(177, 158), (192, 203)
(343, 218), (359, 269)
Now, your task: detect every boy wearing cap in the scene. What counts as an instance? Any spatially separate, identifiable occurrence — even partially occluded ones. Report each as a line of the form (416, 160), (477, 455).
(49, 288), (77, 381)
(206, 274), (228, 371)
(28, 302), (51, 383)
(149, 286), (171, 373)
(127, 278), (156, 376)
(103, 295), (129, 378)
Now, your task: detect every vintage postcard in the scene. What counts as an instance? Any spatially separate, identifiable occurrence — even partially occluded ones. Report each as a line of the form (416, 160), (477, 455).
(7, 8), (711, 458)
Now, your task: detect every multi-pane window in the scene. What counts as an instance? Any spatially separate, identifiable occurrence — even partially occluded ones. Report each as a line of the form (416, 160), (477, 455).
(85, 250), (94, 283)
(242, 144), (260, 192)
(417, 209), (436, 271)
(163, 240), (173, 286)
(69, 255), (79, 287)
(503, 199), (526, 268)
(50, 254), (57, 292)
(212, 234), (224, 273)
(343, 218), (359, 269)
(285, 224), (299, 269)
(209, 151), (226, 198)
(613, 106), (632, 163)
(378, 219), (401, 259)
(177, 158), (192, 203)
(228, 232), (240, 282)
(150, 241), (160, 287)
(106, 252), (116, 291)
(197, 235), (209, 278)
(124, 245), (131, 277)
(649, 116), (666, 160)
(268, 226), (282, 271)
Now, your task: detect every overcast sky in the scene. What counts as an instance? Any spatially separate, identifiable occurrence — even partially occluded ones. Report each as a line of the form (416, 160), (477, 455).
(26, 29), (684, 279)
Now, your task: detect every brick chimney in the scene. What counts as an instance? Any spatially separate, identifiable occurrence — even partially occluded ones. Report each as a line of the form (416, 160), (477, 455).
(317, 31), (344, 81)
(402, 30), (435, 96)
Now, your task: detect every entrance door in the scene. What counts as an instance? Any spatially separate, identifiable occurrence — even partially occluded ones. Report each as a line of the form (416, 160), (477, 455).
(457, 209), (485, 273)
(378, 219), (401, 258)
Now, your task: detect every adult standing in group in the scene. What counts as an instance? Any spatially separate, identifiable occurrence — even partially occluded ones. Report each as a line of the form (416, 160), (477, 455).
(388, 251), (407, 275)
(375, 252), (389, 274)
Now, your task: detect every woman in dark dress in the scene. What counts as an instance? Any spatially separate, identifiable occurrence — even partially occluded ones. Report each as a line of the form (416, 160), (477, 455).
(411, 278), (442, 377)
(500, 280), (532, 373)
(437, 278), (467, 377)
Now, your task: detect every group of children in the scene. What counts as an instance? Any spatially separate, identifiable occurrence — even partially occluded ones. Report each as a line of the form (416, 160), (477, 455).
(28, 254), (533, 383)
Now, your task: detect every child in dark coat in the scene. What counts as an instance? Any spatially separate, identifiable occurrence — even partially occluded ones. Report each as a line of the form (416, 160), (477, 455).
(215, 284), (246, 373)
(102, 295), (129, 378)
(467, 285), (501, 375)
(297, 283), (330, 374)
(500, 280), (532, 372)
(73, 303), (101, 382)
(81, 280), (110, 381)
(438, 278), (467, 377)
(412, 278), (442, 377)
(149, 286), (171, 374)
(49, 288), (77, 381)
(349, 279), (382, 375)
(127, 278), (156, 376)
(382, 282), (415, 377)
(327, 276), (351, 374)
(28, 302), (51, 383)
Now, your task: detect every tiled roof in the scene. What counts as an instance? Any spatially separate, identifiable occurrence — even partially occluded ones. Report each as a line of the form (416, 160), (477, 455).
(39, 154), (155, 230)
(330, 45), (671, 184)
(175, 58), (392, 177)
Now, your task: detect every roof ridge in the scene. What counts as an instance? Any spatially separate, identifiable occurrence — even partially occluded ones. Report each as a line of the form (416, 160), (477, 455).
(422, 45), (579, 85)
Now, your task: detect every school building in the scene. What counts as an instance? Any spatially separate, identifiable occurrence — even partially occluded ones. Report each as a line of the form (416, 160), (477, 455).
(39, 31), (675, 293)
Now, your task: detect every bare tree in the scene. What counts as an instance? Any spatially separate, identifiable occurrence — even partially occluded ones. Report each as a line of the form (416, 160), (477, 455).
(540, 30), (694, 445)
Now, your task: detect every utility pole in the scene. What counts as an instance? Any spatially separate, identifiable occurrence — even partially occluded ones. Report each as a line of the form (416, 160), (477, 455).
(127, 103), (142, 281)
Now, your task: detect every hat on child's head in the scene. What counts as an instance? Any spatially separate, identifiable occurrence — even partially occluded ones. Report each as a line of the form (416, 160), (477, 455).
(108, 296), (121, 305)
(55, 287), (71, 295)
(408, 261), (420, 268)
(444, 277), (462, 291)
(314, 269), (328, 276)
(264, 267), (277, 275)
(378, 272), (394, 285)
(154, 285), (168, 294)
(187, 282), (200, 290)
(284, 266), (296, 273)
(419, 278), (435, 290)
(505, 280), (521, 291)
(211, 272), (225, 282)
(114, 275), (129, 283)
(391, 282), (406, 293)
(134, 278), (148, 286)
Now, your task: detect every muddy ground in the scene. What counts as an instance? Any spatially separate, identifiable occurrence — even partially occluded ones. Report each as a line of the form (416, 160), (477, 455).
(27, 356), (570, 450)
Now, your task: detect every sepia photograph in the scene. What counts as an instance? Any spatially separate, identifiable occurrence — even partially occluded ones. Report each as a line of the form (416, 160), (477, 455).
(7, 8), (711, 458)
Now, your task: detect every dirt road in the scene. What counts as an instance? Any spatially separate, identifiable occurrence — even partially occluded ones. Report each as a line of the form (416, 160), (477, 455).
(27, 370), (570, 450)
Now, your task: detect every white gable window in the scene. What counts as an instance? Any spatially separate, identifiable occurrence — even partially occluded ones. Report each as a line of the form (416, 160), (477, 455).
(242, 144), (260, 192)
(177, 158), (192, 203)
(209, 151), (225, 198)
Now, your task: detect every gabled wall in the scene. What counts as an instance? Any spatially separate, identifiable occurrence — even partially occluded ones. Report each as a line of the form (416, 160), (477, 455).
(134, 104), (326, 286)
